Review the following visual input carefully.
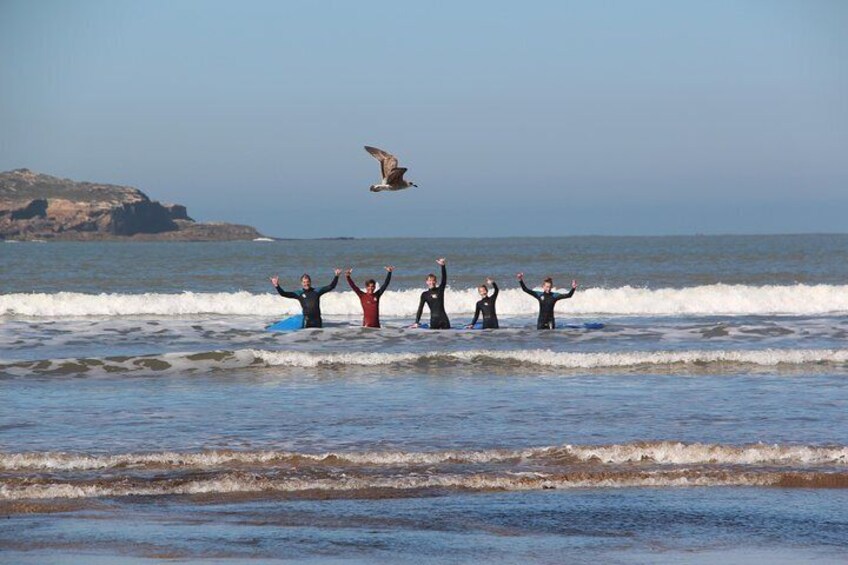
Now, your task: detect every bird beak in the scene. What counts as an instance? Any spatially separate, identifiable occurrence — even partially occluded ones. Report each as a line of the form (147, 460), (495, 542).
(413, 184), (418, 187)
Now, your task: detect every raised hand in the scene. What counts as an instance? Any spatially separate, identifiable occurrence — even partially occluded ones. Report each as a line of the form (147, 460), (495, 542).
(334, 268), (342, 276)
(345, 268), (353, 276)
(486, 277), (495, 285)
(516, 272), (524, 281)
(270, 275), (280, 287)
(572, 279), (578, 289)
(385, 265), (394, 272)
(436, 258), (446, 266)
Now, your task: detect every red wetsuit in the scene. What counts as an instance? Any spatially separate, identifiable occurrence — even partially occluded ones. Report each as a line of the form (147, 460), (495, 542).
(347, 271), (391, 328)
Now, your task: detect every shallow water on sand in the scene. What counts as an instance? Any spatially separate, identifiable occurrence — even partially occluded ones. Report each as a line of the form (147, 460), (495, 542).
(1, 235), (847, 562)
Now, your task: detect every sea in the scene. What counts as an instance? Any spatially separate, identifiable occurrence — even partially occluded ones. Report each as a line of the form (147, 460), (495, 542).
(1, 235), (847, 564)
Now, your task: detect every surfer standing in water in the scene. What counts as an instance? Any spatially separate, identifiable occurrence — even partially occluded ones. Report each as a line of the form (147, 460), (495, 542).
(270, 269), (341, 328)
(467, 278), (499, 329)
(412, 258), (450, 329)
(518, 273), (578, 329)
(346, 266), (393, 328)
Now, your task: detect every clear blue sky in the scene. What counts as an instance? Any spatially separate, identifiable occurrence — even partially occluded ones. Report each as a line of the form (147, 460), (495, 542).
(1, 0), (846, 237)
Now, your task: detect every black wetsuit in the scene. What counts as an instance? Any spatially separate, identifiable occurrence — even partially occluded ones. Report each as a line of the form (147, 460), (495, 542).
(470, 282), (499, 329)
(520, 280), (575, 329)
(415, 264), (450, 329)
(275, 275), (338, 328)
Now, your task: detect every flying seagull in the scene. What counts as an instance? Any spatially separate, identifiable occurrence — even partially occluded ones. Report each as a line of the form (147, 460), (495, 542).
(364, 146), (418, 192)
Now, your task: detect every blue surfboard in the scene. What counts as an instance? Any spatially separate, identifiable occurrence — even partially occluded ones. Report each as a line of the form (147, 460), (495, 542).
(266, 315), (304, 332)
(416, 322), (483, 330)
(562, 322), (605, 330)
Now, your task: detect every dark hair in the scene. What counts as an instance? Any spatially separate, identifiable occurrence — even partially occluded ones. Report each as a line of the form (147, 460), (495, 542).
(543, 277), (553, 285)
(301, 273), (311, 280)
(365, 279), (377, 286)
(427, 273), (437, 280)
(478, 284), (488, 291)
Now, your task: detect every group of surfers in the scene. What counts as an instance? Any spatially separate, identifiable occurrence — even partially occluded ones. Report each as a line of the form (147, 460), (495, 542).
(269, 258), (578, 330)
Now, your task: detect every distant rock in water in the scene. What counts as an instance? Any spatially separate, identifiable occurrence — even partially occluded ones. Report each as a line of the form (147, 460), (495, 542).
(0, 168), (266, 241)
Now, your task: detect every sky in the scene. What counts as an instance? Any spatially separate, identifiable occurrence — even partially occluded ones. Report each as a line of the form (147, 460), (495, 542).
(1, 0), (846, 238)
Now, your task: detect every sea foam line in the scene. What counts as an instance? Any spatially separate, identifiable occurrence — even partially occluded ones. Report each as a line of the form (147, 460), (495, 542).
(2, 348), (847, 375)
(3, 442), (845, 471)
(2, 283), (848, 317)
(8, 468), (848, 501)
(249, 348), (848, 369)
(0, 471), (793, 500)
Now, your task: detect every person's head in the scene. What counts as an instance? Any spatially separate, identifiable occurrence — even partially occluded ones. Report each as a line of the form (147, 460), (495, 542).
(365, 279), (377, 294)
(426, 273), (437, 289)
(542, 277), (553, 293)
(478, 284), (489, 298)
(301, 274), (312, 289)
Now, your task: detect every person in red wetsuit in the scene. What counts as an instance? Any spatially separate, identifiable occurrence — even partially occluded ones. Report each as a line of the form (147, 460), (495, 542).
(346, 266), (393, 328)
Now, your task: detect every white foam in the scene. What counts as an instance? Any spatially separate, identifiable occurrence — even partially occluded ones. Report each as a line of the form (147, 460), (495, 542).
(2, 284), (848, 318)
(3, 442), (844, 471)
(251, 348), (848, 369)
(561, 442), (848, 466)
(3, 348), (847, 376)
(0, 471), (779, 500)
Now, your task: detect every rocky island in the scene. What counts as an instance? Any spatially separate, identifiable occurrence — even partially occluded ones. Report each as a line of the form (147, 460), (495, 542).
(0, 169), (266, 241)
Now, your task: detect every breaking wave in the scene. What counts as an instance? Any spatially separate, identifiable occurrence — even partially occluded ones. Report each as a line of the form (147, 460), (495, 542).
(5, 441), (847, 501)
(2, 283), (848, 318)
(3, 348), (847, 375)
(3, 441), (846, 472)
(0, 471), (810, 501)
(250, 348), (848, 369)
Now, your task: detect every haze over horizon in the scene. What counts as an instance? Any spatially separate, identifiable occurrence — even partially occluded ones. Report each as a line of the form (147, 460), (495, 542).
(1, 0), (846, 238)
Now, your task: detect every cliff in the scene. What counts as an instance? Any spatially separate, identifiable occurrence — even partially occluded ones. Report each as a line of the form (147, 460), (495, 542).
(0, 169), (265, 241)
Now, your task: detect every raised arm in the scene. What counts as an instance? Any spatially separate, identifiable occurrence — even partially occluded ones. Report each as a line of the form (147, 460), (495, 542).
(438, 261), (447, 291)
(270, 275), (299, 299)
(555, 288), (575, 301)
(519, 278), (538, 299)
(318, 269), (341, 296)
(275, 286), (299, 299)
(554, 280), (578, 301)
(345, 269), (363, 297)
(375, 267), (393, 298)
(490, 280), (499, 301)
(415, 293), (426, 325)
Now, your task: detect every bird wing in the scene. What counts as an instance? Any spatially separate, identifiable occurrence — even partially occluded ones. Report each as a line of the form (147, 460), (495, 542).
(385, 167), (407, 185)
(364, 146), (398, 181)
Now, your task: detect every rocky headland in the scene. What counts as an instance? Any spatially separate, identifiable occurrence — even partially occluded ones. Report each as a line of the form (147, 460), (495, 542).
(0, 169), (266, 241)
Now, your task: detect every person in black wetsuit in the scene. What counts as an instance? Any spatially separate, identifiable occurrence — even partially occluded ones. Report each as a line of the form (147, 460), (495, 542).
(517, 273), (578, 329)
(270, 269), (341, 328)
(413, 258), (450, 329)
(466, 278), (499, 329)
